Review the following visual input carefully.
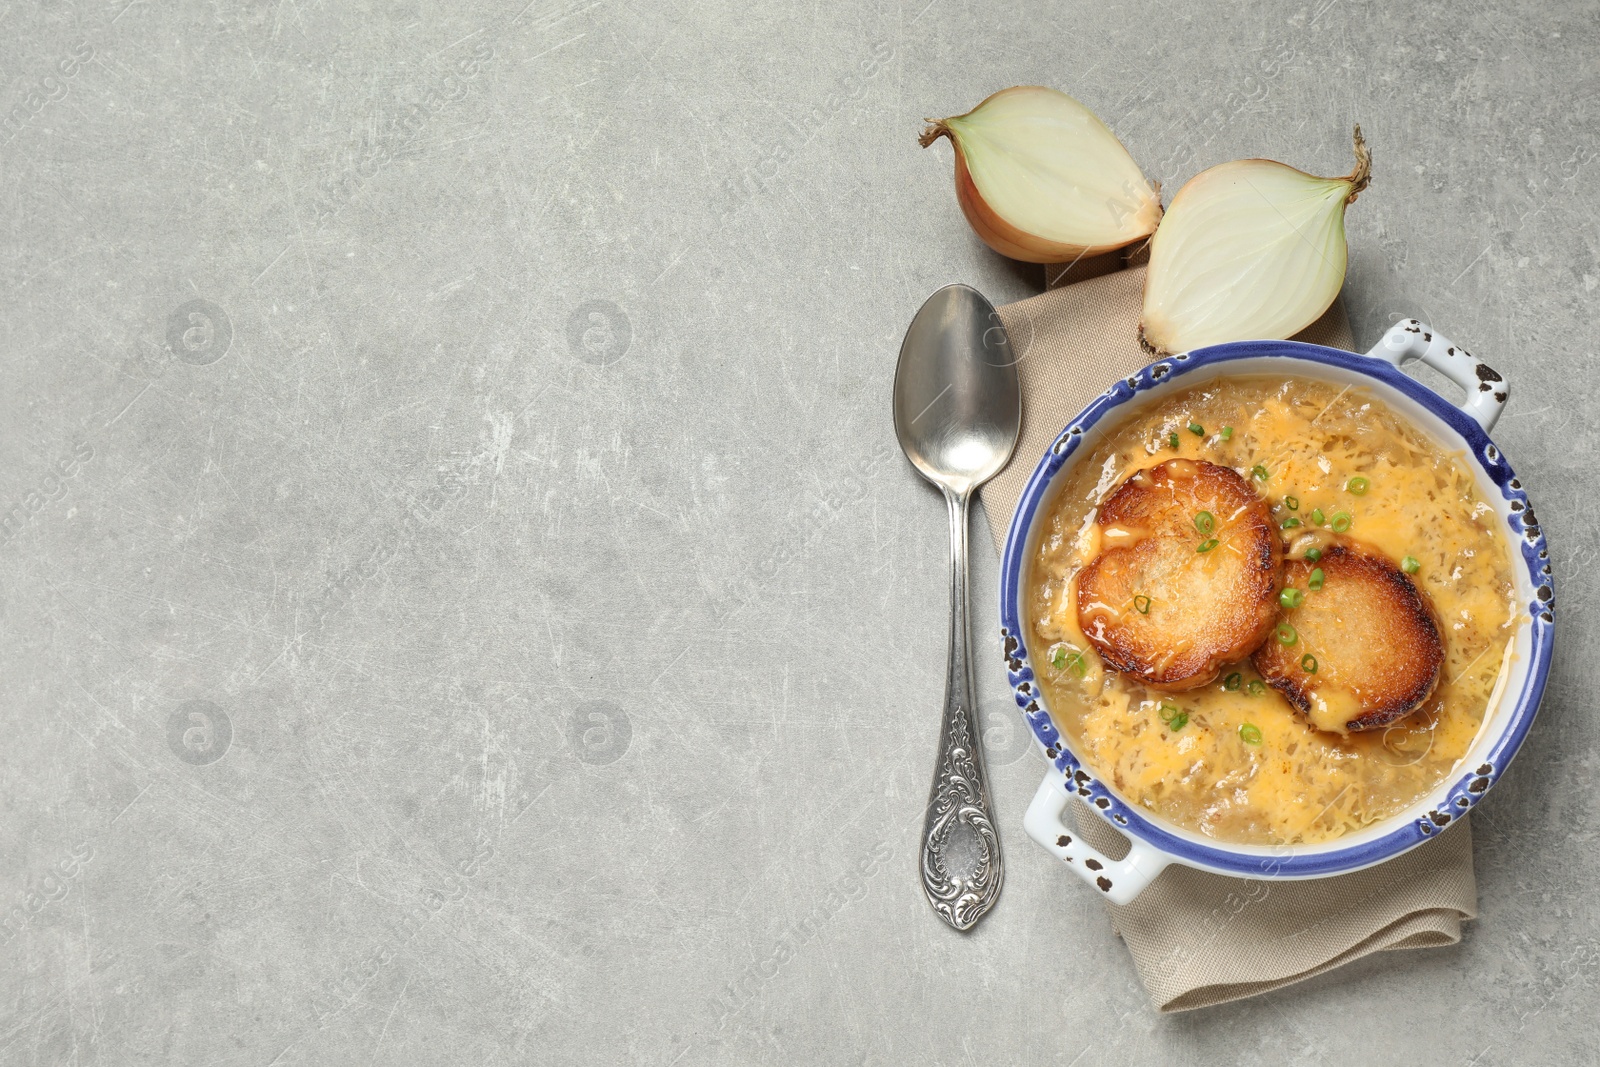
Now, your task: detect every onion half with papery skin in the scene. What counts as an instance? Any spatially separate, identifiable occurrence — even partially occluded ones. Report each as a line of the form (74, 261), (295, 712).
(920, 86), (1162, 264)
(1139, 127), (1372, 354)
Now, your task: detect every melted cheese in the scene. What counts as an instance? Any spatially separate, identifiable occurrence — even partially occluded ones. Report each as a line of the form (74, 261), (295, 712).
(1305, 687), (1363, 735)
(1029, 377), (1521, 846)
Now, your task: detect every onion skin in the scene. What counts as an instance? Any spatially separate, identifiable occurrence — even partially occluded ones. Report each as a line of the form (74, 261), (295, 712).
(922, 86), (1162, 265)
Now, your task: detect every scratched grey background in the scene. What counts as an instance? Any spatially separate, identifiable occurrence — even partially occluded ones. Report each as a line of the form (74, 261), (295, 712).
(1, 0), (1595, 1063)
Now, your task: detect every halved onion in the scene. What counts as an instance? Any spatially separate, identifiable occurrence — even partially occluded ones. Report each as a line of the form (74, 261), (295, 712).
(920, 86), (1162, 264)
(1140, 127), (1372, 354)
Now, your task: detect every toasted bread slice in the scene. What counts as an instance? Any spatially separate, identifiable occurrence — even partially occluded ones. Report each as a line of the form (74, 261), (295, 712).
(1252, 541), (1444, 733)
(1076, 459), (1281, 691)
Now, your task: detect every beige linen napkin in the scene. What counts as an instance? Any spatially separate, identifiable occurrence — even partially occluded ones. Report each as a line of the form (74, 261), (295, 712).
(982, 257), (1477, 1013)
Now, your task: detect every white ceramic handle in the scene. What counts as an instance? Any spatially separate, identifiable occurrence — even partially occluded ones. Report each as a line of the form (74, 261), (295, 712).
(1023, 776), (1170, 905)
(1365, 319), (1507, 432)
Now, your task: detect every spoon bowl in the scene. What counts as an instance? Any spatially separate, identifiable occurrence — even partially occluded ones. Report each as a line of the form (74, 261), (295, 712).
(893, 286), (1022, 493)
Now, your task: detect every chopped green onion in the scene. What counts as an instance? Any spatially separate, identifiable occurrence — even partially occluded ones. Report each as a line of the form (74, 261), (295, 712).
(1305, 548), (1323, 563)
(1069, 652), (1087, 677)
(1221, 426), (1234, 440)
(1246, 679), (1266, 696)
(1169, 432), (1180, 449)
(1157, 702), (1189, 732)
(1133, 594), (1151, 615)
(1346, 476), (1370, 495)
(1194, 511), (1215, 535)
(1331, 511), (1352, 533)
(1301, 653), (1318, 674)
(1239, 723), (1263, 745)
(1279, 587), (1304, 609)
(1051, 646), (1068, 670)
(1308, 567), (1325, 591)
(1311, 508), (1326, 526)
(1402, 556), (1421, 574)
(1283, 495), (1299, 511)
(1223, 672), (1242, 691)
(1197, 538), (1219, 553)
(1188, 422), (1204, 436)
(1251, 464), (1269, 481)
(1276, 622), (1298, 645)
(1281, 516), (1302, 530)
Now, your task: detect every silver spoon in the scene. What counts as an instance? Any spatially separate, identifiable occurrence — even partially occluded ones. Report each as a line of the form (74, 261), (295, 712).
(892, 284), (1020, 931)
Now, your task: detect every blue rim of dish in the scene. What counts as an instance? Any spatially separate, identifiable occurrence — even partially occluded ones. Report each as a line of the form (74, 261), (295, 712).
(998, 338), (1555, 878)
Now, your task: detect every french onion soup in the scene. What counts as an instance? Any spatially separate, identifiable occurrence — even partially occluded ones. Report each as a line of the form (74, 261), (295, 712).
(1028, 377), (1519, 846)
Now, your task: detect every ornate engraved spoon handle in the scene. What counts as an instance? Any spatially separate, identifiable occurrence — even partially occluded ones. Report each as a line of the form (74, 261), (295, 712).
(920, 487), (1003, 931)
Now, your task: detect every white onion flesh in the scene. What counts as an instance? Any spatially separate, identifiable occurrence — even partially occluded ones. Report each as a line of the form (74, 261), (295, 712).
(1140, 127), (1372, 354)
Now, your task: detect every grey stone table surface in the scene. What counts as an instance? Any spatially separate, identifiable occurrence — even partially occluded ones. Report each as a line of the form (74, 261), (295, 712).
(1, 0), (1595, 1063)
